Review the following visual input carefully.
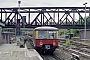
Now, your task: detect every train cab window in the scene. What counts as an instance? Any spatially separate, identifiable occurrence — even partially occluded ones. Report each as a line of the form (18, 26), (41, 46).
(48, 31), (56, 39)
(38, 31), (47, 39)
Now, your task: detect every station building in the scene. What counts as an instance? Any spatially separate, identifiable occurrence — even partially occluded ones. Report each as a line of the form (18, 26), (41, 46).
(0, 28), (14, 44)
(0, 21), (14, 44)
(0, 21), (5, 44)
(80, 29), (90, 41)
(0, 27), (4, 44)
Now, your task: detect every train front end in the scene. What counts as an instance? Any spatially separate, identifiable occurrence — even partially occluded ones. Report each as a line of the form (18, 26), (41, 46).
(34, 26), (58, 53)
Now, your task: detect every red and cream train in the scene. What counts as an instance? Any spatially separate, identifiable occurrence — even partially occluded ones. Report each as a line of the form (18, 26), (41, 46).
(33, 26), (59, 53)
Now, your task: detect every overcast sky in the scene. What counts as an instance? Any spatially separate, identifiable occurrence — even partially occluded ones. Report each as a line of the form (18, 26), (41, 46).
(0, 0), (90, 7)
(0, 0), (90, 22)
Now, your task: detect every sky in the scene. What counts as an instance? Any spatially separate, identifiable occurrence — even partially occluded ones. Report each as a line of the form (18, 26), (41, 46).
(0, 0), (90, 7)
(0, 0), (90, 22)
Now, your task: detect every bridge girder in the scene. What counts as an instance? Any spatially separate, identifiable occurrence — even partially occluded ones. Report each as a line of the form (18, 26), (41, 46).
(0, 7), (90, 29)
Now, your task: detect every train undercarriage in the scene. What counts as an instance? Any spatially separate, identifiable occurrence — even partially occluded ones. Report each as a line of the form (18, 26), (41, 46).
(35, 44), (58, 53)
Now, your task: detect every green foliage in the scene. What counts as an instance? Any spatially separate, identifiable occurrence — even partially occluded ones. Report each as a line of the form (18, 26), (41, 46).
(70, 29), (79, 36)
(76, 16), (90, 25)
(86, 17), (90, 25)
(3, 28), (7, 31)
(59, 29), (79, 37)
(59, 30), (69, 36)
(65, 39), (70, 46)
(59, 16), (90, 37)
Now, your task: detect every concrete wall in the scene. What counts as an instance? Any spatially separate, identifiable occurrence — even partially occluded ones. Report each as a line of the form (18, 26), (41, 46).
(0, 27), (8, 44)
(0, 27), (4, 44)
(0, 27), (14, 44)
(80, 30), (90, 40)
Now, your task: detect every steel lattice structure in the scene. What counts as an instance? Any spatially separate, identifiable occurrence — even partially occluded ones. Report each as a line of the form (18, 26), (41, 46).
(0, 7), (90, 29)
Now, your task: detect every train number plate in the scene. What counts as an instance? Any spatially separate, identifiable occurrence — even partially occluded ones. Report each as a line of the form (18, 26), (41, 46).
(45, 45), (50, 49)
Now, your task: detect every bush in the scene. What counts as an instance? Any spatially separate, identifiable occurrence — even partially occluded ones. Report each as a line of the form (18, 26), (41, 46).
(65, 39), (70, 46)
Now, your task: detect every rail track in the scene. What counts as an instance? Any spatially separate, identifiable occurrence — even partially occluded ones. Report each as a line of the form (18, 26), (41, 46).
(25, 37), (90, 60)
(27, 38), (61, 60)
(59, 38), (90, 60)
(59, 39), (90, 54)
(40, 53), (61, 60)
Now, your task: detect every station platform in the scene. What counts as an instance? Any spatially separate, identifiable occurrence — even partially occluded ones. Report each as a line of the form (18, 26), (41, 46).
(0, 43), (43, 60)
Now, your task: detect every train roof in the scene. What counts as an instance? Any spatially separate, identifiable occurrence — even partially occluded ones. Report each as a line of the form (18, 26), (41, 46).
(35, 26), (58, 30)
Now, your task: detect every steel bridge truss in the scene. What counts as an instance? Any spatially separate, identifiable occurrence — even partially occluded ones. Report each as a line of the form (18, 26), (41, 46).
(0, 7), (90, 29)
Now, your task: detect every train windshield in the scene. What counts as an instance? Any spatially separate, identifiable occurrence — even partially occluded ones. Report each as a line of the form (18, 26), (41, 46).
(38, 30), (57, 39)
(38, 31), (47, 39)
(48, 31), (56, 39)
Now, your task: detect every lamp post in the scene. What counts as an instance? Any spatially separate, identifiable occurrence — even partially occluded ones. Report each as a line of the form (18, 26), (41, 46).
(18, 1), (21, 19)
(83, 2), (87, 42)
(16, 1), (21, 46)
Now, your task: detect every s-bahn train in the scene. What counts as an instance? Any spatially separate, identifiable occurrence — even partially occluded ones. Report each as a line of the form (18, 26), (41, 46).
(33, 26), (59, 53)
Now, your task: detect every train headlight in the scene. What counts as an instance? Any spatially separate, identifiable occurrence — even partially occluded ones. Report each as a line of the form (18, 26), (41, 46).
(40, 42), (43, 45)
(40, 40), (43, 45)
(53, 42), (56, 45)
(53, 40), (56, 45)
